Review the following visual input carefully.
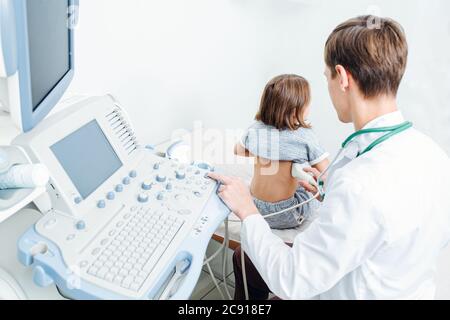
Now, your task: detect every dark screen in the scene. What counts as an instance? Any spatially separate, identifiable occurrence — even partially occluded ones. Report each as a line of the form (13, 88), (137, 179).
(26, 0), (71, 111)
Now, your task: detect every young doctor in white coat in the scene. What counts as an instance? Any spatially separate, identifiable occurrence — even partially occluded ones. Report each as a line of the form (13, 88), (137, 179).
(210, 16), (450, 300)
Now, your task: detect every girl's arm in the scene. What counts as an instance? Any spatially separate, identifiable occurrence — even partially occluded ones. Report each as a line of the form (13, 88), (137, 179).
(312, 158), (330, 174)
(234, 143), (251, 157)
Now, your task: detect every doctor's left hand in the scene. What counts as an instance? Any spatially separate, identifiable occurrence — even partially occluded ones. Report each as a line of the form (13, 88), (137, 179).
(208, 173), (259, 221)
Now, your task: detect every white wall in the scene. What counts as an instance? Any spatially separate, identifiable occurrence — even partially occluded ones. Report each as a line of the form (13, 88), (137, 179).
(69, 0), (450, 298)
(70, 0), (450, 156)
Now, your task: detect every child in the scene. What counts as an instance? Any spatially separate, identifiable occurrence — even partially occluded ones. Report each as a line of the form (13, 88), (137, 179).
(235, 74), (329, 230)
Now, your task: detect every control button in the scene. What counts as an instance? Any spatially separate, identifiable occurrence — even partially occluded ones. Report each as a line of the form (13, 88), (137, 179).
(178, 209), (192, 216)
(194, 192), (202, 198)
(145, 145), (155, 150)
(175, 171), (186, 180)
(92, 248), (101, 256)
(79, 261), (89, 268)
(66, 234), (76, 241)
(74, 197), (82, 205)
(123, 177), (131, 185)
(157, 193), (164, 201)
(142, 180), (153, 191)
(175, 194), (189, 202)
(75, 220), (86, 231)
(115, 184), (124, 193)
(109, 230), (117, 237)
(107, 192), (116, 201)
(129, 170), (138, 178)
(138, 193), (149, 203)
(153, 163), (160, 170)
(201, 186), (208, 190)
(97, 200), (106, 209)
(197, 163), (211, 171)
(44, 219), (57, 229)
(156, 175), (167, 183)
(195, 170), (201, 175)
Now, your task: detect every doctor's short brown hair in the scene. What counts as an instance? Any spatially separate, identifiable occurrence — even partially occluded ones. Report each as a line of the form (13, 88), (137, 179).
(255, 74), (311, 131)
(325, 15), (408, 98)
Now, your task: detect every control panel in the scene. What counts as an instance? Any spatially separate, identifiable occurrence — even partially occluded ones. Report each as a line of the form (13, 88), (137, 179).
(14, 96), (230, 300)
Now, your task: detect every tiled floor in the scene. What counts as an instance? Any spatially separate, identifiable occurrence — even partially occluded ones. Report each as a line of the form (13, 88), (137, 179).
(191, 239), (236, 300)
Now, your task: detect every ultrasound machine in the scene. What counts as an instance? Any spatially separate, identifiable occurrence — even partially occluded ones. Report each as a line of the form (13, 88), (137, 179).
(0, 0), (229, 300)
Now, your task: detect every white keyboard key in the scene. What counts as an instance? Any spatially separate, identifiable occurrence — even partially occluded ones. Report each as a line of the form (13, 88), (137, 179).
(105, 273), (114, 282)
(135, 276), (145, 285)
(88, 267), (99, 276)
(114, 276), (124, 286)
(122, 276), (134, 288)
(97, 267), (109, 279)
(110, 267), (120, 275)
(123, 263), (133, 271)
(130, 282), (141, 292)
(119, 269), (129, 277)
(129, 269), (138, 277)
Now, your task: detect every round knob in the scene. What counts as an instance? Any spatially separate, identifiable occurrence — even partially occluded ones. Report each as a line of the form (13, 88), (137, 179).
(138, 193), (149, 203)
(166, 183), (173, 191)
(142, 180), (153, 190)
(157, 193), (164, 201)
(156, 175), (167, 183)
(175, 194), (189, 202)
(115, 184), (124, 193)
(153, 163), (160, 170)
(123, 177), (131, 185)
(107, 192), (116, 201)
(76, 220), (86, 231)
(74, 197), (82, 205)
(197, 163), (211, 171)
(129, 170), (138, 178)
(194, 192), (202, 198)
(175, 171), (186, 180)
(97, 200), (106, 209)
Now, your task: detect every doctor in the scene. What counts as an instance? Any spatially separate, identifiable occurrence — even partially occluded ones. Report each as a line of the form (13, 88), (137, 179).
(210, 15), (450, 300)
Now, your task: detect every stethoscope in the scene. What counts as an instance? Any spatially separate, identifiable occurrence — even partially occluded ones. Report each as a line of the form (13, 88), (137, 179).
(316, 121), (413, 199)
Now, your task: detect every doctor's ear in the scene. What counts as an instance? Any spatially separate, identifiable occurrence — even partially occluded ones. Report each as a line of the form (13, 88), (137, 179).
(335, 65), (350, 92)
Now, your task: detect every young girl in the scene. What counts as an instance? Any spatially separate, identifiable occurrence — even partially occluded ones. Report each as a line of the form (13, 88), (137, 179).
(235, 74), (329, 230)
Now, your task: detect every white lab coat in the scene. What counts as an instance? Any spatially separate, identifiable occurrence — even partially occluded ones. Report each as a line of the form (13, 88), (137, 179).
(241, 111), (450, 300)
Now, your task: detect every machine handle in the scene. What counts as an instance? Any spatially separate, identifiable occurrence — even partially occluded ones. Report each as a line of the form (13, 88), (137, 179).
(167, 253), (203, 300)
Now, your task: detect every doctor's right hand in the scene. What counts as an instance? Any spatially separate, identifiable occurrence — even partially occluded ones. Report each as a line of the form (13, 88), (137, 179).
(298, 167), (324, 201)
(208, 173), (259, 221)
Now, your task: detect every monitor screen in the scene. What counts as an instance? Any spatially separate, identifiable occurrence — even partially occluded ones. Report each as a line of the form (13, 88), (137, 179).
(26, 0), (71, 111)
(50, 120), (123, 200)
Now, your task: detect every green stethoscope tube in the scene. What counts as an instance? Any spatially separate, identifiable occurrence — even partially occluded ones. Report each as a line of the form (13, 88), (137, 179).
(317, 121), (413, 198)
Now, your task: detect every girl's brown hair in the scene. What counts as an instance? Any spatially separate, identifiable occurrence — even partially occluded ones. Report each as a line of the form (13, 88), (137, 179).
(255, 75), (311, 131)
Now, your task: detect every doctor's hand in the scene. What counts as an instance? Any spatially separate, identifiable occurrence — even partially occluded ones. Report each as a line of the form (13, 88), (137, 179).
(298, 167), (325, 201)
(208, 173), (259, 221)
